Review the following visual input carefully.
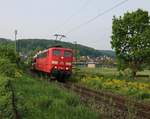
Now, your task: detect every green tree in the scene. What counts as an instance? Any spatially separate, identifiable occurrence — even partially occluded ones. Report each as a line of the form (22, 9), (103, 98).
(111, 9), (150, 77)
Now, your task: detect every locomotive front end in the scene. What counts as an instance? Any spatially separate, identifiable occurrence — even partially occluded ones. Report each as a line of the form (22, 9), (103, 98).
(50, 48), (73, 81)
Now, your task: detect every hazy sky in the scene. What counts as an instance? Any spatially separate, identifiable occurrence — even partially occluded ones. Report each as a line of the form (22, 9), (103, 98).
(0, 0), (150, 50)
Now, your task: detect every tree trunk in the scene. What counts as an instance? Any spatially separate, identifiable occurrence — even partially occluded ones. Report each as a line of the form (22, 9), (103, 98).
(129, 61), (138, 79)
(132, 70), (136, 79)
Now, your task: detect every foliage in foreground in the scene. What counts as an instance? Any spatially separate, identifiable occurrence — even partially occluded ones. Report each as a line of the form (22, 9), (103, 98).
(111, 9), (150, 77)
(0, 44), (22, 78)
(14, 74), (99, 119)
(0, 76), (14, 119)
(0, 44), (23, 119)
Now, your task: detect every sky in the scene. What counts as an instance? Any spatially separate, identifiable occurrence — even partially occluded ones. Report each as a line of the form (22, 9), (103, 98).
(0, 0), (150, 50)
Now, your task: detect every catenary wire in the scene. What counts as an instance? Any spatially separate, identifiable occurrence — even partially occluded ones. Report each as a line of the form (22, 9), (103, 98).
(65, 0), (129, 35)
(55, 0), (91, 32)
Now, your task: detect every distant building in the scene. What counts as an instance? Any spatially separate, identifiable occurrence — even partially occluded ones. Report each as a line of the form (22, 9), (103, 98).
(87, 62), (96, 68)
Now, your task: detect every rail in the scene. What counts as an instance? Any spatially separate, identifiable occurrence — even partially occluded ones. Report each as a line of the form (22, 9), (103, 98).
(58, 82), (150, 119)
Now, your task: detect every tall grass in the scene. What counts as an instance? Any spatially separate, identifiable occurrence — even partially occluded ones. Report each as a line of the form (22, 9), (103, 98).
(14, 74), (99, 119)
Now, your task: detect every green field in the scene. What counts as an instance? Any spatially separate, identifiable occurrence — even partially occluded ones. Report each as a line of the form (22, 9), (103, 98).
(80, 67), (150, 81)
(73, 67), (150, 102)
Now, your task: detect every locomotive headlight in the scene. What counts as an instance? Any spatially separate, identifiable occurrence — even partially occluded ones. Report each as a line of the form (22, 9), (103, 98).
(65, 62), (71, 66)
(52, 60), (58, 64)
(54, 66), (58, 69)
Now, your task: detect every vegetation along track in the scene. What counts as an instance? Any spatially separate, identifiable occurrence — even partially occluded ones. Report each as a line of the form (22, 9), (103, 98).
(57, 82), (150, 119)
(28, 70), (150, 118)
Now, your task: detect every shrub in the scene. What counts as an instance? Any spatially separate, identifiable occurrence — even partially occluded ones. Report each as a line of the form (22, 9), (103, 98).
(0, 59), (22, 78)
(0, 77), (15, 119)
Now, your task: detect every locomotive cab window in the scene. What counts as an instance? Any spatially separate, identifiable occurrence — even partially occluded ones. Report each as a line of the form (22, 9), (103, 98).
(37, 52), (47, 58)
(64, 51), (72, 57)
(53, 50), (61, 56)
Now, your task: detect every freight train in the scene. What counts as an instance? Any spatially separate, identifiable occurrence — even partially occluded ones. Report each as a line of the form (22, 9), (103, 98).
(32, 46), (73, 81)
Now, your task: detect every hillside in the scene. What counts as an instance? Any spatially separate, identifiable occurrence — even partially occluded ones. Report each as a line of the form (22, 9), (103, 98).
(0, 38), (12, 43)
(0, 38), (115, 58)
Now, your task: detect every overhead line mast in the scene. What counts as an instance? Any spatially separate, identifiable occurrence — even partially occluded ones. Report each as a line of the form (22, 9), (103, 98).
(54, 34), (66, 41)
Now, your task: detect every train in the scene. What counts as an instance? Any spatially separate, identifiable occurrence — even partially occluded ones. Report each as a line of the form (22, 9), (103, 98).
(32, 46), (73, 81)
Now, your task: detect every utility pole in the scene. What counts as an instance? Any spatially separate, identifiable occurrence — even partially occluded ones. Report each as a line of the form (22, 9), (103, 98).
(14, 30), (18, 53)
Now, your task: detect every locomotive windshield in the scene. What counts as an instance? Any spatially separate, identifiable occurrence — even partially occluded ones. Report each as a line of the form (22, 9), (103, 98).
(64, 51), (72, 57)
(53, 50), (61, 56)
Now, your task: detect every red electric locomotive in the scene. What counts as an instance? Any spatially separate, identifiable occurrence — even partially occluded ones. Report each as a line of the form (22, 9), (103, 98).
(32, 46), (73, 81)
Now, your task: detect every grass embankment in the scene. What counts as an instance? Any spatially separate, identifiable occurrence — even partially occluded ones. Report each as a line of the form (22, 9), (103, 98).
(72, 67), (150, 102)
(13, 74), (99, 119)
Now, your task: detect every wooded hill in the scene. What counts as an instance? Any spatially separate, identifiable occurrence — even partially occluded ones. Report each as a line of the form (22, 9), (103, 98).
(0, 38), (115, 58)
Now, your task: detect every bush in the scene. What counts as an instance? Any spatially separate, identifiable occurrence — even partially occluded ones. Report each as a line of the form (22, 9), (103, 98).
(0, 77), (15, 119)
(0, 44), (22, 78)
(0, 59), (22, 78)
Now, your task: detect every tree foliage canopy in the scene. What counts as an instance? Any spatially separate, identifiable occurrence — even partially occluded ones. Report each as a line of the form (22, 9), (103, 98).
(111, 9), (150, 76)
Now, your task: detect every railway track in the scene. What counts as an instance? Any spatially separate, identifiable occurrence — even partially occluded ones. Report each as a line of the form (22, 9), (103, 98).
(57, 82), (150, 119)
